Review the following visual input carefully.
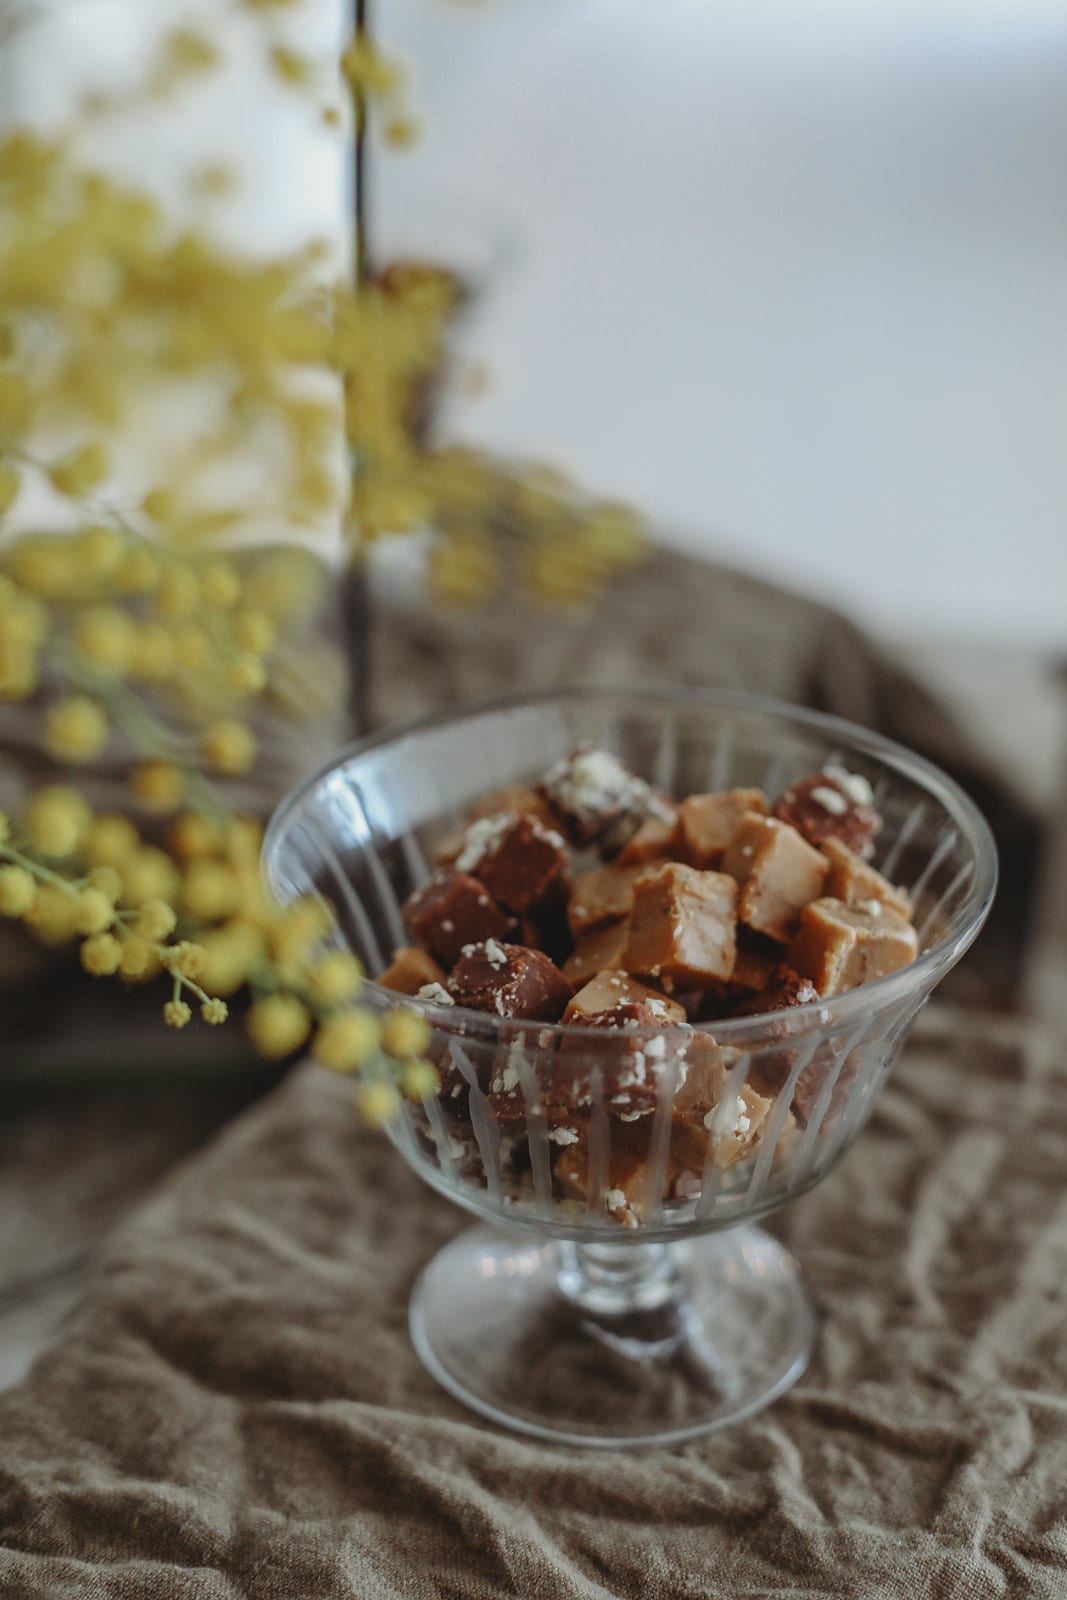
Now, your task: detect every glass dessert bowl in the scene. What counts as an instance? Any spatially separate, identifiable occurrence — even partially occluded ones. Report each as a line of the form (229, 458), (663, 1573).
(263, 688), (996, 1447)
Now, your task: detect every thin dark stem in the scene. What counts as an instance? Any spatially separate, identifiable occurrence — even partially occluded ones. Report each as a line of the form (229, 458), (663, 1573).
(348, 0), (372, 735)
(353, 0), (368, 286)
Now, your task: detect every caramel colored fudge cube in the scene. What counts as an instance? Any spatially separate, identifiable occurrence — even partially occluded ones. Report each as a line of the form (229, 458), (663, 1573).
(567, 862), (650, 937)
(671, 1034), (774, 1172)
(624, 863), (738, 988)
(561, 919), (629, 988)
(447, 940), (572, 1021)
(564, 969), (687, 1026)
(788, 897), (919, 997)
(615, 804), (678, 867)
(774, 768), (881, 854)
(377, 945), (447, 996)
(673, 787), (769, 869)
(820, 836), (912, 919)
(721, 813), (829, 943)
(454, 810), (568, 914)
(401, 868), (512, 968)
(553, 1120), (686, 1226)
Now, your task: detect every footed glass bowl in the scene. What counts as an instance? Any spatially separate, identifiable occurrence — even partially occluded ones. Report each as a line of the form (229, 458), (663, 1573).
(263, 688), (996, 1447)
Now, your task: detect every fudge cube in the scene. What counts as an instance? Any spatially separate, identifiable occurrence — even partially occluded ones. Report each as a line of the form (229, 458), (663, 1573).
(435, 784), (559, 863)
(401, 868), (512, 968)
(788, 897), (919, 997)
(485, 1025), (558, 1125)
(696, 934), (780, 1017)
(820, 836), (912, 919)
(453, 810), (568, 914)
(567, 862), (650, 937)
(673, 787), (769, 869)
(624, 863), (738, 987)
(750, 1038), (858, 1130)
(376, 945), (447, 996)
(733, 964), (821, 1018)
(537, 746), (656, 848)
(721, 812), (829, 943)
(561, 919), (629, 988)
(671, 1033), (774, 1172)
(556, 974), (687, 1121)
(563, 969), (687, 1026)
(553, 1120), (686, 1226)
(601, 792), (678, 860)
(447, 939), (572, 1021)
(774, 767), (881, 855)
(614, 802), (679, 867)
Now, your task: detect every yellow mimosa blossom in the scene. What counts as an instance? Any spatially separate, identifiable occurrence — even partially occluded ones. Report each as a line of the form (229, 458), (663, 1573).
(202, 719), (256, 776)
(134, 897), (177, 941)
(81, 932), (122, 975)
(380, 1009), (430, 1060)
(356, 1080), (401, 1127)
(313, 1010), (380, 1072)
(131, 760), (186, 813)
(25, 786), (92, 857)
(162, 998), (192, 1028)
(0, 865), (36, 917)
(44, 697), (109, 763)
(72, 887), (115, 935)
(399, 1059), (439, 1100)
(246, 993), (311, 1058)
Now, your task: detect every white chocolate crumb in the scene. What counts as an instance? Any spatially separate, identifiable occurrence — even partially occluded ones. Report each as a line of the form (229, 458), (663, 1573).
(605, 1188), (627, 1210)
(826, 767), (874, 806)
(483, 938), (508, 969)
(645, 1035), (667, 1059)
(810, 785), (849, 816)
(417, 982), (454, 1006)
(440, 919), (454, 932)
(549, 1127), (579, 1146)
(455, 811), (516, 873)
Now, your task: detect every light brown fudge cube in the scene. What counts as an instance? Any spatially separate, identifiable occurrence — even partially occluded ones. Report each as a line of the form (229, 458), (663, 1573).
(561, 920), (629, 988)
(788, 897), (919, 997)
(673, 787), (769, 869)
(554, 1120), (685, 1226)
(671, 1034), (774, 1171)
(564, 969), (686, 1026)
(615, 809), (678, 867)
(567, 862), (651, 937)
(377, 946), (447, 995)
(721, 812), (829, 943)
(624, 863), (738, 988)
(820, 836), (912, 919)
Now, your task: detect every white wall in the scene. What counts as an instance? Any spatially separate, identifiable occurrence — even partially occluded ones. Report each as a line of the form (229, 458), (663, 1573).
(376, 0), (1067, 647)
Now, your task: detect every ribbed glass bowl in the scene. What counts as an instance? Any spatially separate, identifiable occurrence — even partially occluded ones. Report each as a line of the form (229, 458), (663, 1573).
(263, 688), (996, 1446)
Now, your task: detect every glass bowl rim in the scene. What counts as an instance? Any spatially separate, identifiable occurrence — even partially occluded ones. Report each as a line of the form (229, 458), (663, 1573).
(262, 685), (998, 1045)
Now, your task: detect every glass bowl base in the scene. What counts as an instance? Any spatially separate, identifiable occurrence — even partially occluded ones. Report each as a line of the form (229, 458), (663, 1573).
(409, 1223), (818, 1448)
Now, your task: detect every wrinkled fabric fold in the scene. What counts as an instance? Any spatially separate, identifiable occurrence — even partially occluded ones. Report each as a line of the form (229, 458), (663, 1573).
(1, 1005), (1066, 1599)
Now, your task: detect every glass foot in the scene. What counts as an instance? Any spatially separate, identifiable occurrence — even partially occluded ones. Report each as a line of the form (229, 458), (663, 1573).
(409, 1224), (817, 1447)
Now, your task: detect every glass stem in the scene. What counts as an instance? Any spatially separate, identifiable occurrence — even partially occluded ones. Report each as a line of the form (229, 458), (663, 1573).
(556, 1240), (680, 1317)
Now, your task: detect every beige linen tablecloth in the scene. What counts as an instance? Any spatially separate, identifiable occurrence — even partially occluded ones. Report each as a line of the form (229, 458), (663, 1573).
(1, 547), (1065, 1598)
(1, 1004), (1065, 1598)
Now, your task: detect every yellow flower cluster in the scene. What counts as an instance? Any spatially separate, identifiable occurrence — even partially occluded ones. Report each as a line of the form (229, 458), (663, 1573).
(0, 4), (644, 1118)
